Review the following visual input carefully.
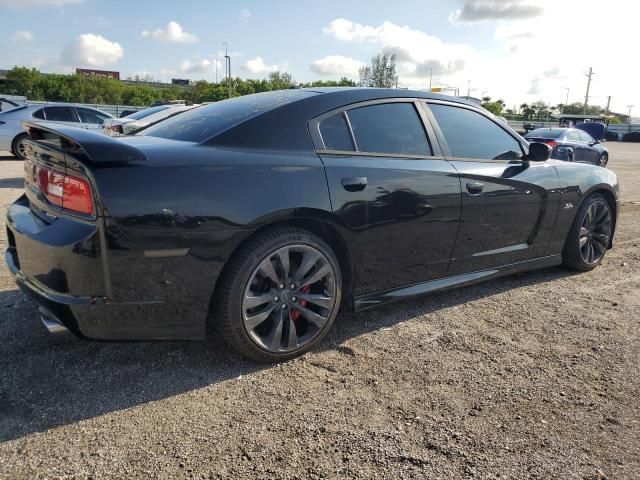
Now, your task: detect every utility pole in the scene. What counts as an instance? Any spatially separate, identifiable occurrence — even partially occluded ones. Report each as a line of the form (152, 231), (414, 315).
(428, 67), (432, 92)
(223, 42), (231, 98)
(214, 58), (218, 83)
(562, 87), (569, 106)
(605, 96), (611, 116)
(467, 80), (471, 97)
(627, 105), (634, 132)
(583, 67), (594, 115)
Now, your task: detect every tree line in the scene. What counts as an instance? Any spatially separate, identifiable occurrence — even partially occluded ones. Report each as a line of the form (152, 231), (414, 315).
(1, 67), (356, 106)
(2, 64), (626, 123)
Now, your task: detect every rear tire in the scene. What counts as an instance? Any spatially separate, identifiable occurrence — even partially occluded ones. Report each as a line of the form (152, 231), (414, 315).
(562, 193), (612, 271)
(213, 227), (342, 362)
(11, 133), (28, 160)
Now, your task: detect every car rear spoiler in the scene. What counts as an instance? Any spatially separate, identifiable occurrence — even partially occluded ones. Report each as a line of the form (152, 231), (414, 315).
(23, 121), (146, 164)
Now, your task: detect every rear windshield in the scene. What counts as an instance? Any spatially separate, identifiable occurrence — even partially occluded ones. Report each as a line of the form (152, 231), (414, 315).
(141, 89), (317, 142)
(127, 105), (170, 120)
(526, 128), (564, 139)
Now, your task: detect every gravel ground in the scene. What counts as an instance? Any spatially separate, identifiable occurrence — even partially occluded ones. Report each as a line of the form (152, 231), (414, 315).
(0, 144), (639, 479)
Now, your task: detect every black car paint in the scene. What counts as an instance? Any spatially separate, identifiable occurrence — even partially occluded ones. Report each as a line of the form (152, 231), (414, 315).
(5, 88), (620, 341)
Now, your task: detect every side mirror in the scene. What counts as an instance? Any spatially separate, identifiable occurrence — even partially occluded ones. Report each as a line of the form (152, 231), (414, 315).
(526, 142), (552, 162)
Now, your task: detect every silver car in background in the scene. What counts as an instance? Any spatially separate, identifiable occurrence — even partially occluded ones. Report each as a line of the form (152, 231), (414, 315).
(0, 104), (113, 159)
(102, 104), (195, 136)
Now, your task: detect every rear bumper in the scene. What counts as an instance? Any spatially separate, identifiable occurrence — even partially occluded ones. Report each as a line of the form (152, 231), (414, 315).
(6, 195), (207, 340)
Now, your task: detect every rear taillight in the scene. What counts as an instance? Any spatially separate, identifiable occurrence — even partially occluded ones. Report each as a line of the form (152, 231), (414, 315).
(110, 124), (123, 134)
(543, 140), (558, 147)
(31, 162), (93, 215)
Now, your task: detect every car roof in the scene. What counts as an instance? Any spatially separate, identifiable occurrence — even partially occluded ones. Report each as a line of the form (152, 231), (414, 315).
(203, 87), (484, 151)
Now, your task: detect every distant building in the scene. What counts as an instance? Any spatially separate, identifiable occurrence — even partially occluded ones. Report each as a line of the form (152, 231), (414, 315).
(171, 78), (193, 86)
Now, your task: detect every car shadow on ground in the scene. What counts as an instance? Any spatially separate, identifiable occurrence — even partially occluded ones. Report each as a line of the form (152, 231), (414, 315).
(0, 178), (24, 189)
(0, 266), (576, 443)
(0, 154), (18, 161)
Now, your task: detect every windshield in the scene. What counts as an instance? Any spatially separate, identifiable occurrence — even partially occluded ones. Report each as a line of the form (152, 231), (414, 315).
(126, 106), (170, 120)
(141, 89), (317, 142)
(525, 128), (564, 139)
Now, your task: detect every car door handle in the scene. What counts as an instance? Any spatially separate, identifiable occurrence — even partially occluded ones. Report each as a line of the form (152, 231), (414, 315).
(341, 177), (367, 192)
(466, 182), (484, 195)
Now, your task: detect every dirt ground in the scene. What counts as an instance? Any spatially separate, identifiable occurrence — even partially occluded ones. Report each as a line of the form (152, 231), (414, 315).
(0, 143), (639, 479)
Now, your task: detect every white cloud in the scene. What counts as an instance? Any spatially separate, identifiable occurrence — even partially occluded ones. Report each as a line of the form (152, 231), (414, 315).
(11, 30), (33, 42)
(179, 58), (223, 75)
(141, 21), (197, 44)
(61, 34), (123, 67)
(449, 0), (544, 24)
(240, 8), (251, 20)
(0, 0), (80, 8)
(310, 55), (364, 77)
(242, 57), (278, 75)
(323, 18), (472, 78)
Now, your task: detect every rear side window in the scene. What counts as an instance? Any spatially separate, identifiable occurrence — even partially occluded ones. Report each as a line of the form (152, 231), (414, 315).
(142, 89), (317, 142)
(43, 106), (77, 122)
(526, 128), (563, 139)
(346, 103), (431, 156)
(319, 113), (354, 151)
(32, 108), (45, 120)
(127, 105), (170, 120)
(429, 104), (522, 160)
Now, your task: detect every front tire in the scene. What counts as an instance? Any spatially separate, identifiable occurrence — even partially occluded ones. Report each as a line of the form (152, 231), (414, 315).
(563, 194), (612, 271)
(598, 153), (608, 167)
(213, 227), (342, 362)
(11, 133), (28, 160)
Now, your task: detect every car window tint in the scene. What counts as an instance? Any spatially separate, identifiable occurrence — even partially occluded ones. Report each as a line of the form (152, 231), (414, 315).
(32, 108), (45, 120)
(319, 113), (354, 151)
(429, 104), (522, 160)
(44, 106), (77, 122)
(526, 128), (563, 139)
(567, 130), (581, 141)
(578, 130), (594, 143)
(77, 108), (107, 124)
(142, 89), (317, 142)
(346, 103), (431, 156)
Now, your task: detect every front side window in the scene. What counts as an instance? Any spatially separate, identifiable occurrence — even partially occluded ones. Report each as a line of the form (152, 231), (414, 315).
(567, 130), (581, 142)
(578, 130), (594, 143)
(346, 103), (432, 156)
(319, 113), (354, 151)
(429, 104), (522, 160)
(43, 106), (77, 122)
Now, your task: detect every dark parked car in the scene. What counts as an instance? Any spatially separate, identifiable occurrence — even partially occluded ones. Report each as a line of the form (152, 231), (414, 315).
(5, 89), (619, 361)
(622, 131), (640, 142)
(524, 127), (609, 166)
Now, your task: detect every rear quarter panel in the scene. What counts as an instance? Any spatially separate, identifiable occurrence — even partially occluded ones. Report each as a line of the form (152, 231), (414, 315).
(92, 141), (332, 337)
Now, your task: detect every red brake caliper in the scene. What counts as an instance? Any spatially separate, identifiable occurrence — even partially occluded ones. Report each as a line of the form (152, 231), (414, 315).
(290, 285), (311, 321)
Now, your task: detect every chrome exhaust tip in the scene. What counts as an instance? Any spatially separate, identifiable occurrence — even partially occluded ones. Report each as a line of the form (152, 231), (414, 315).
(38, 307), (68, 334)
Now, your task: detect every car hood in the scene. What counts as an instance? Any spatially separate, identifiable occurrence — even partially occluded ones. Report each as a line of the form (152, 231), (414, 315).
(576, 122), (606, 141)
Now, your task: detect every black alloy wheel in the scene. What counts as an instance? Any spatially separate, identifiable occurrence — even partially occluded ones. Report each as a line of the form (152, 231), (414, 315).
(563, 194), (612, 271)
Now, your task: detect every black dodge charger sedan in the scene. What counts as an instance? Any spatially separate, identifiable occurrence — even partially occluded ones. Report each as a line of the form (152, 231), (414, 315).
(5, 88), (619, 361)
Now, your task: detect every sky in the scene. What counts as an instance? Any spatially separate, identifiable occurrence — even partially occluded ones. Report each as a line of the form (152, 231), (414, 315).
(1, 0), (638, 115)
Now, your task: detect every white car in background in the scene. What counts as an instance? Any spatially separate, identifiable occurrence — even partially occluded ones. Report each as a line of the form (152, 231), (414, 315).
(102, 104), (195, 136)
(0, 104), (113, 159)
